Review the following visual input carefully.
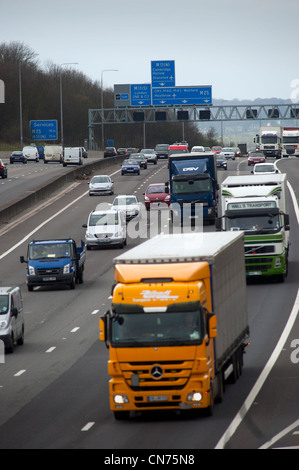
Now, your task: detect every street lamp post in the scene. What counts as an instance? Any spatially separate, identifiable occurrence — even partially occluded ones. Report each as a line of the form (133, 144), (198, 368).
(101, 69), (118, 150)
(60, 63), (78, 148)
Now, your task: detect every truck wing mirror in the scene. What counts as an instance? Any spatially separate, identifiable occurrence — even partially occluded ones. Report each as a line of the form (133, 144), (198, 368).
(100, 314), (109, 348)
(215, 218), (222, 231)
(20, 256), (27, 264)
(284, 214), (290, 230)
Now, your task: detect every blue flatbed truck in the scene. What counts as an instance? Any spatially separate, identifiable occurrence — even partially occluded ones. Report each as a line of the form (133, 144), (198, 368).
(20, 238), (86, 291)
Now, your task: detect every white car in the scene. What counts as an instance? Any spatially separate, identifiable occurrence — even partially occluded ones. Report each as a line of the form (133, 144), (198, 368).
(219, 147), (235, 160)
(140, 149), (157, 164)
(252, 163), (278, 175)
(89, 175), (114, 196)
(82, 209), (126, 249)
(22, 146), (39, 162)
(191, 146), (205, 152)
(111, 195), (140, 220)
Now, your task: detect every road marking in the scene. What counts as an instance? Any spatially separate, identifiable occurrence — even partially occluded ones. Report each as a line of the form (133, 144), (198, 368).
(14, 370), (26, 376)
(91, 309), (99, 315)
(259, 419), (299, 449)
(71, 327), (80, 333)
(81, 422), (95, 432)
(46, 347), (56, 353)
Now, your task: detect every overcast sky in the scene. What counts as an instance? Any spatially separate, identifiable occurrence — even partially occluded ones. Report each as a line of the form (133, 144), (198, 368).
(1, 0), (299, 102)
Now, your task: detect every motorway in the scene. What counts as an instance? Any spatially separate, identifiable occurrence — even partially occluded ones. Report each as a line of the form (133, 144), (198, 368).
(0, 155), (298, 450)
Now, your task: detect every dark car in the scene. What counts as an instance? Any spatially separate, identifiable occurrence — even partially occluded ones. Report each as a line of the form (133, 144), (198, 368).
(0, 159), (7, 178)
(104, 147), (117, 158)
(36, 145), (44, 159)
(121, 159), (140, 175)
(216, 154), (227, 170)
(155, 143), (169, 159)
(143, 183), (171, 210)
(117, 148), (129, 157)
(10, 151), (27, 164)
(248, 151), (266, 166)
(129, 153), (147, 169)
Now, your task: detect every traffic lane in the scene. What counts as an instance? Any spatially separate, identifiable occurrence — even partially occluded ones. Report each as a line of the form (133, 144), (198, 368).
(0, 154), (104, 211)
(0, 160), (166, 428)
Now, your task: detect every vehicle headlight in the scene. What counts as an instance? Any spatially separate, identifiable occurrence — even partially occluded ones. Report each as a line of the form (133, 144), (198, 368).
(0, 320), (8, 329)
(63, 263), (71, 274)
(144, 196), (150, 201)
(29, 266), (35, 275)
(114, 394), (129, 404)
(187, 391), (202, 402)
(165, 195), (171, 200)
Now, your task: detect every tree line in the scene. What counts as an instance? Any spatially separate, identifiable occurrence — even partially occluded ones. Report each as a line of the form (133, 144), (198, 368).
(0, 41), (220, 150)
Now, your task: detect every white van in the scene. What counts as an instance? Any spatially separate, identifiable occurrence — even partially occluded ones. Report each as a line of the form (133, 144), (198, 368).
(22, 146), (39, 162)
(44, 145), (63, 164)
(63, 147), (83, 167)
(0, 287), (24, 353)
(82, 209), (127, 249)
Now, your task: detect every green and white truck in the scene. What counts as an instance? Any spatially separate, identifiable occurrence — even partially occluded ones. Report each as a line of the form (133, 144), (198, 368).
(217, 174), (290, 281)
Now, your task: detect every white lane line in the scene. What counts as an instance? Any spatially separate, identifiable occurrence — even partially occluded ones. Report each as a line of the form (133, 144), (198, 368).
(46, 347), (56, 353)
(71, 327), (80, 333)
(81, 422), (95, 432)
(14, 370), (26, 377)
(259, 419), (299, 449)
(91, 309), (99, 315)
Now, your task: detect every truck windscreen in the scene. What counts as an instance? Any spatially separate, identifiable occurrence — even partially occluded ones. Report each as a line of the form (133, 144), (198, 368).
(111, 310), (203, 347)
(172, 178), (211, 195)
(226, 213), (280, 233)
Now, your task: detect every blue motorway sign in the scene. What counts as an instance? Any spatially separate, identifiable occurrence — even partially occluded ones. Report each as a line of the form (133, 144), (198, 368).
(30, 120), (58, 141)
(152, 86), (212, 106)
(130, 84), (151, 106)
(151, 61), (175, 88)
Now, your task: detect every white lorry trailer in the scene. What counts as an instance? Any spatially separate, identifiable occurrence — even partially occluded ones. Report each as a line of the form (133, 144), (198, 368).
(217, 174), (290, 281)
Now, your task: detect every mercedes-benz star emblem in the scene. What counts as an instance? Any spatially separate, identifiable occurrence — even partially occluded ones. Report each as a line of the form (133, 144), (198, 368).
(151, 365), (163, 380)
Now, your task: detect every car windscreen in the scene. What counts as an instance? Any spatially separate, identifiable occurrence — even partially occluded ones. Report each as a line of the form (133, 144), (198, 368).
(29, 243), (71, 259)
(91, 176), (110, 183)
(147, 185), (166, 194)
(89, 213), (119, 226)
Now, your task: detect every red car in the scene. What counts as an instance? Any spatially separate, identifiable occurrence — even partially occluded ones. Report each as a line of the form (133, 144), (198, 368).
(248, 151), (266, 166)
(211, 146), (222, 154)
(144, 183), (171, 210)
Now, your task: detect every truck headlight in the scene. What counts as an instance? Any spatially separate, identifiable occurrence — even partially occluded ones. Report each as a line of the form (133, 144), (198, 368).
(29, 266), (35, 275)
(114, 394), (129, 404)
(275, 257), (282, 268)
(187, 391), (202, 402)
(63, 263), (71, 274)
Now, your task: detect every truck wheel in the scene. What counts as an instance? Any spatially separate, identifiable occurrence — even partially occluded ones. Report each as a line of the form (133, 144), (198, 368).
(78, 269), (84, 284)
(6, 334), (14, 354)
(28, 285), (33, 292)
(17, 326), (25, 346)
(204, 383), (214, 416)
(70, 277), (75, 289)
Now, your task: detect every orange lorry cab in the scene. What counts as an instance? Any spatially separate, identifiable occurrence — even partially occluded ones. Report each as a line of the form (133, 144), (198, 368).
(100, 232), (249, 420)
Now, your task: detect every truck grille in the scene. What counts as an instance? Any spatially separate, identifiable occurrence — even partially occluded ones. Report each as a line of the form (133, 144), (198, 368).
(120, 360), (193, 391)
(245, 257), (273, 272)
(36, 268), (62, 275)
(245, 245), (275, 255)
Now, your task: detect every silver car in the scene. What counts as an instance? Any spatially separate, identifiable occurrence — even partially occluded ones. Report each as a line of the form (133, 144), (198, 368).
(140, 149), (158, 164)
(219, 147), (236, 160)
(89, 175), (114, 196)
(0, 286), (25, 353)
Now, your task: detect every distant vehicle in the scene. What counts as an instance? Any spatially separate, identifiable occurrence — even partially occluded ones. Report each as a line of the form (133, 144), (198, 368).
(0, 159), (8, 178)
(63, 147), (83, 166)
(140, 148), (157, 164)
(117, 148), (129, 156)
(0, 286), (24, 353)
(88, 175), (114, 196)
(36, 145), (44, 159)
(129, 153), (147, 169)
(155, 143), (169, 159)
(216, 154), (227, 170)
(22, 146), (39, 162)
(232, 147), (241, 158)
(219, 147), (235, 160)
(204, 147), (211, 152)
(83, 209), (127, 250)
(168, 144), (188, 157)
(252, 163), (278, 175)
(104, 147), (117, 158)
(191, 146), (204, 152)
(126, 147), (138, 155)
(121, 159), (140, 175)
(111, 195), (140, 220)
(211, 146), (222, 154)
(10, 151), (27, 164)
(248, 152), (266, 166)
(143, 183), (171, 210)
(81, 147), (88, 158)
(20, 238), (86, 290)
(44, 145), (63, 164)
